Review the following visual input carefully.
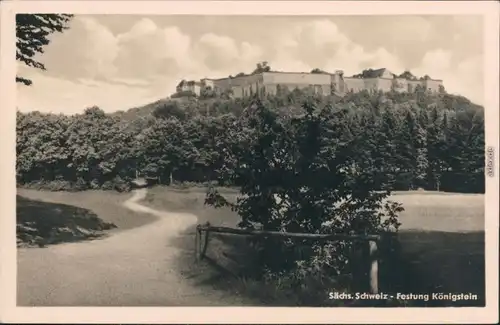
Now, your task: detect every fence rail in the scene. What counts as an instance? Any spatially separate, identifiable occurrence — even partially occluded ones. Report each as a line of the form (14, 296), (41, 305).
(195, 222), (382, 294)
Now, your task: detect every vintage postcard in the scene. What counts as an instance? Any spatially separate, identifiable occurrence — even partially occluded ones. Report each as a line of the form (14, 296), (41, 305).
(1, 0), (498, 323)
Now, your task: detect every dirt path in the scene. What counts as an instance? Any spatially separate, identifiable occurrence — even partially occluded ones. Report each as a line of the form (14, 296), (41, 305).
(17, 188), (251, 306)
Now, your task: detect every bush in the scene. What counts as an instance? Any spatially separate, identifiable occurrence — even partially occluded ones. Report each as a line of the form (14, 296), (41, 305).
(20, 177), (132, 192)
(22, 179), (74, 191)
(113, 176), (132, 192)
(74, 178), (89, 191)
(100, 176), (131, 192)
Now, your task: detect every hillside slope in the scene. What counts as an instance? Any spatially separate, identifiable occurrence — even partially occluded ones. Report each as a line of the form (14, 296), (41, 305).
(114, 89), (483, 124)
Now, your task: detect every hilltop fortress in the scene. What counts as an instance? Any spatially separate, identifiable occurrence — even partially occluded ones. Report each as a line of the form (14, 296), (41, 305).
(175, 68), (444, 99)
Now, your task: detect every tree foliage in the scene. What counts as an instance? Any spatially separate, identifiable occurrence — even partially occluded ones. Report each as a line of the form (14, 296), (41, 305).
(311, 68), (328, 74)
(204, 98), (405, 276)
(16, 14), (73, 85)
(17, 88), (485, 194)
(252, 61), (271, 74)
(16, 87), (485, 291)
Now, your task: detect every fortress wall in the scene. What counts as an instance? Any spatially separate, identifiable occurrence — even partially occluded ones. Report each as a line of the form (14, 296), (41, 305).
(213, 78), (232, 90)
(423, 79), (443, 92)
(232, 86), (244, 97)
(232, 83), (262, 97)
(344, 78), (365, 92)
(330, 74), (346, 93)
(363, 78), (379, 92)
(202, 79), (215, 89)
(213, 74), (263, 88)
(193, 84), (201, 95)
(377, 78), (393, 92)
(263, 72), (331, 86)
(264, 84), (278, 95)
(228, 74), (264, 87)
(182, 71), (445, 98)
(214, 74), (264, 96)
(407, 80), (422, 92)
(233, 82), (331, 98)
(278, 83), (317, 94)
(319, 84), (331, 95)
(392, 78), (409, 93)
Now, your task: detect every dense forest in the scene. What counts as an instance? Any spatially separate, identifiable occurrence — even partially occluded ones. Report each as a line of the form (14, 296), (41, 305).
(16, 87), (485, 194)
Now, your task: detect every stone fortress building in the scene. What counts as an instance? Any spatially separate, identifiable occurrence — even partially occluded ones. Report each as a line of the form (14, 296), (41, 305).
(175, 68), (444, 98)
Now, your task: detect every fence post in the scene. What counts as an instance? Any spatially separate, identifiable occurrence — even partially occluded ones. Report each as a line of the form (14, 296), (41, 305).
(368, 239), (379, 294)
(195, 225), (201, 262)
(200, 226), (210, 260)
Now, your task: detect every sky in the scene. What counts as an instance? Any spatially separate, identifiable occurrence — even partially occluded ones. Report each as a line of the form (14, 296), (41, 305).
(16, 15), (484, 114)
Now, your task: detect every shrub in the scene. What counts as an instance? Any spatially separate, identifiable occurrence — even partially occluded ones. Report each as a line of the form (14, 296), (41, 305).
(22, 179), (74, 191)
(113, 176), (131, 192)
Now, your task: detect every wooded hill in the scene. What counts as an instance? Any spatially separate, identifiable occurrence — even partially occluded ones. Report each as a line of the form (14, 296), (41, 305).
(17, 87), (485, 194)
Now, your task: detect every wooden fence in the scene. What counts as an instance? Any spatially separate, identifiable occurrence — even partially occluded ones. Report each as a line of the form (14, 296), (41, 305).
(195, 222), (382, 294)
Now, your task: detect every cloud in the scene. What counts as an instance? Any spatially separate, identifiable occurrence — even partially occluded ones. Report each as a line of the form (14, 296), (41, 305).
(418, 49), (453, 75)
(42, 16), (119, 80)
(115, 19), (193, 79)
(413, 50), (483, 104)
(17, 67), (167, 114)
(274, 20), (351, 71)
(197, 33), (241, 69)
(193, 33), (263, 76)
(273, 19), (405, 75)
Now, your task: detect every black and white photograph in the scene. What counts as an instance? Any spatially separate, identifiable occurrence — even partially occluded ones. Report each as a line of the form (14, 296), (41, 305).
(1, 1), (498, 324)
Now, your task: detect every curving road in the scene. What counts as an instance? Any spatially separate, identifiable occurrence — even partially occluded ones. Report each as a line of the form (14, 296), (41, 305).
(17, 188), (249, 306)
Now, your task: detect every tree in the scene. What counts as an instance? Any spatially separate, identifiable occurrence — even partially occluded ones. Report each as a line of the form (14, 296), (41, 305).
(311, 68), (327, 74)
(378, 107), (399, 180)
(414, 109), (429, 188)
(443, 108), (485, 193)
(426, 106), (445, 190)
(352, 68), (377, 79)
(65, 106), (136, 187)
(16, 14), (73, 85)
(152, 102), (186, 120)
(396, 111), (418, 189)
(398, 71), (417, 80)
(16, 84), (485, 195)
(252, 61), (271, 74)
(206, 98), (403, 275)
(136, 118), (198, 185)
(16, 111), (70, 183)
